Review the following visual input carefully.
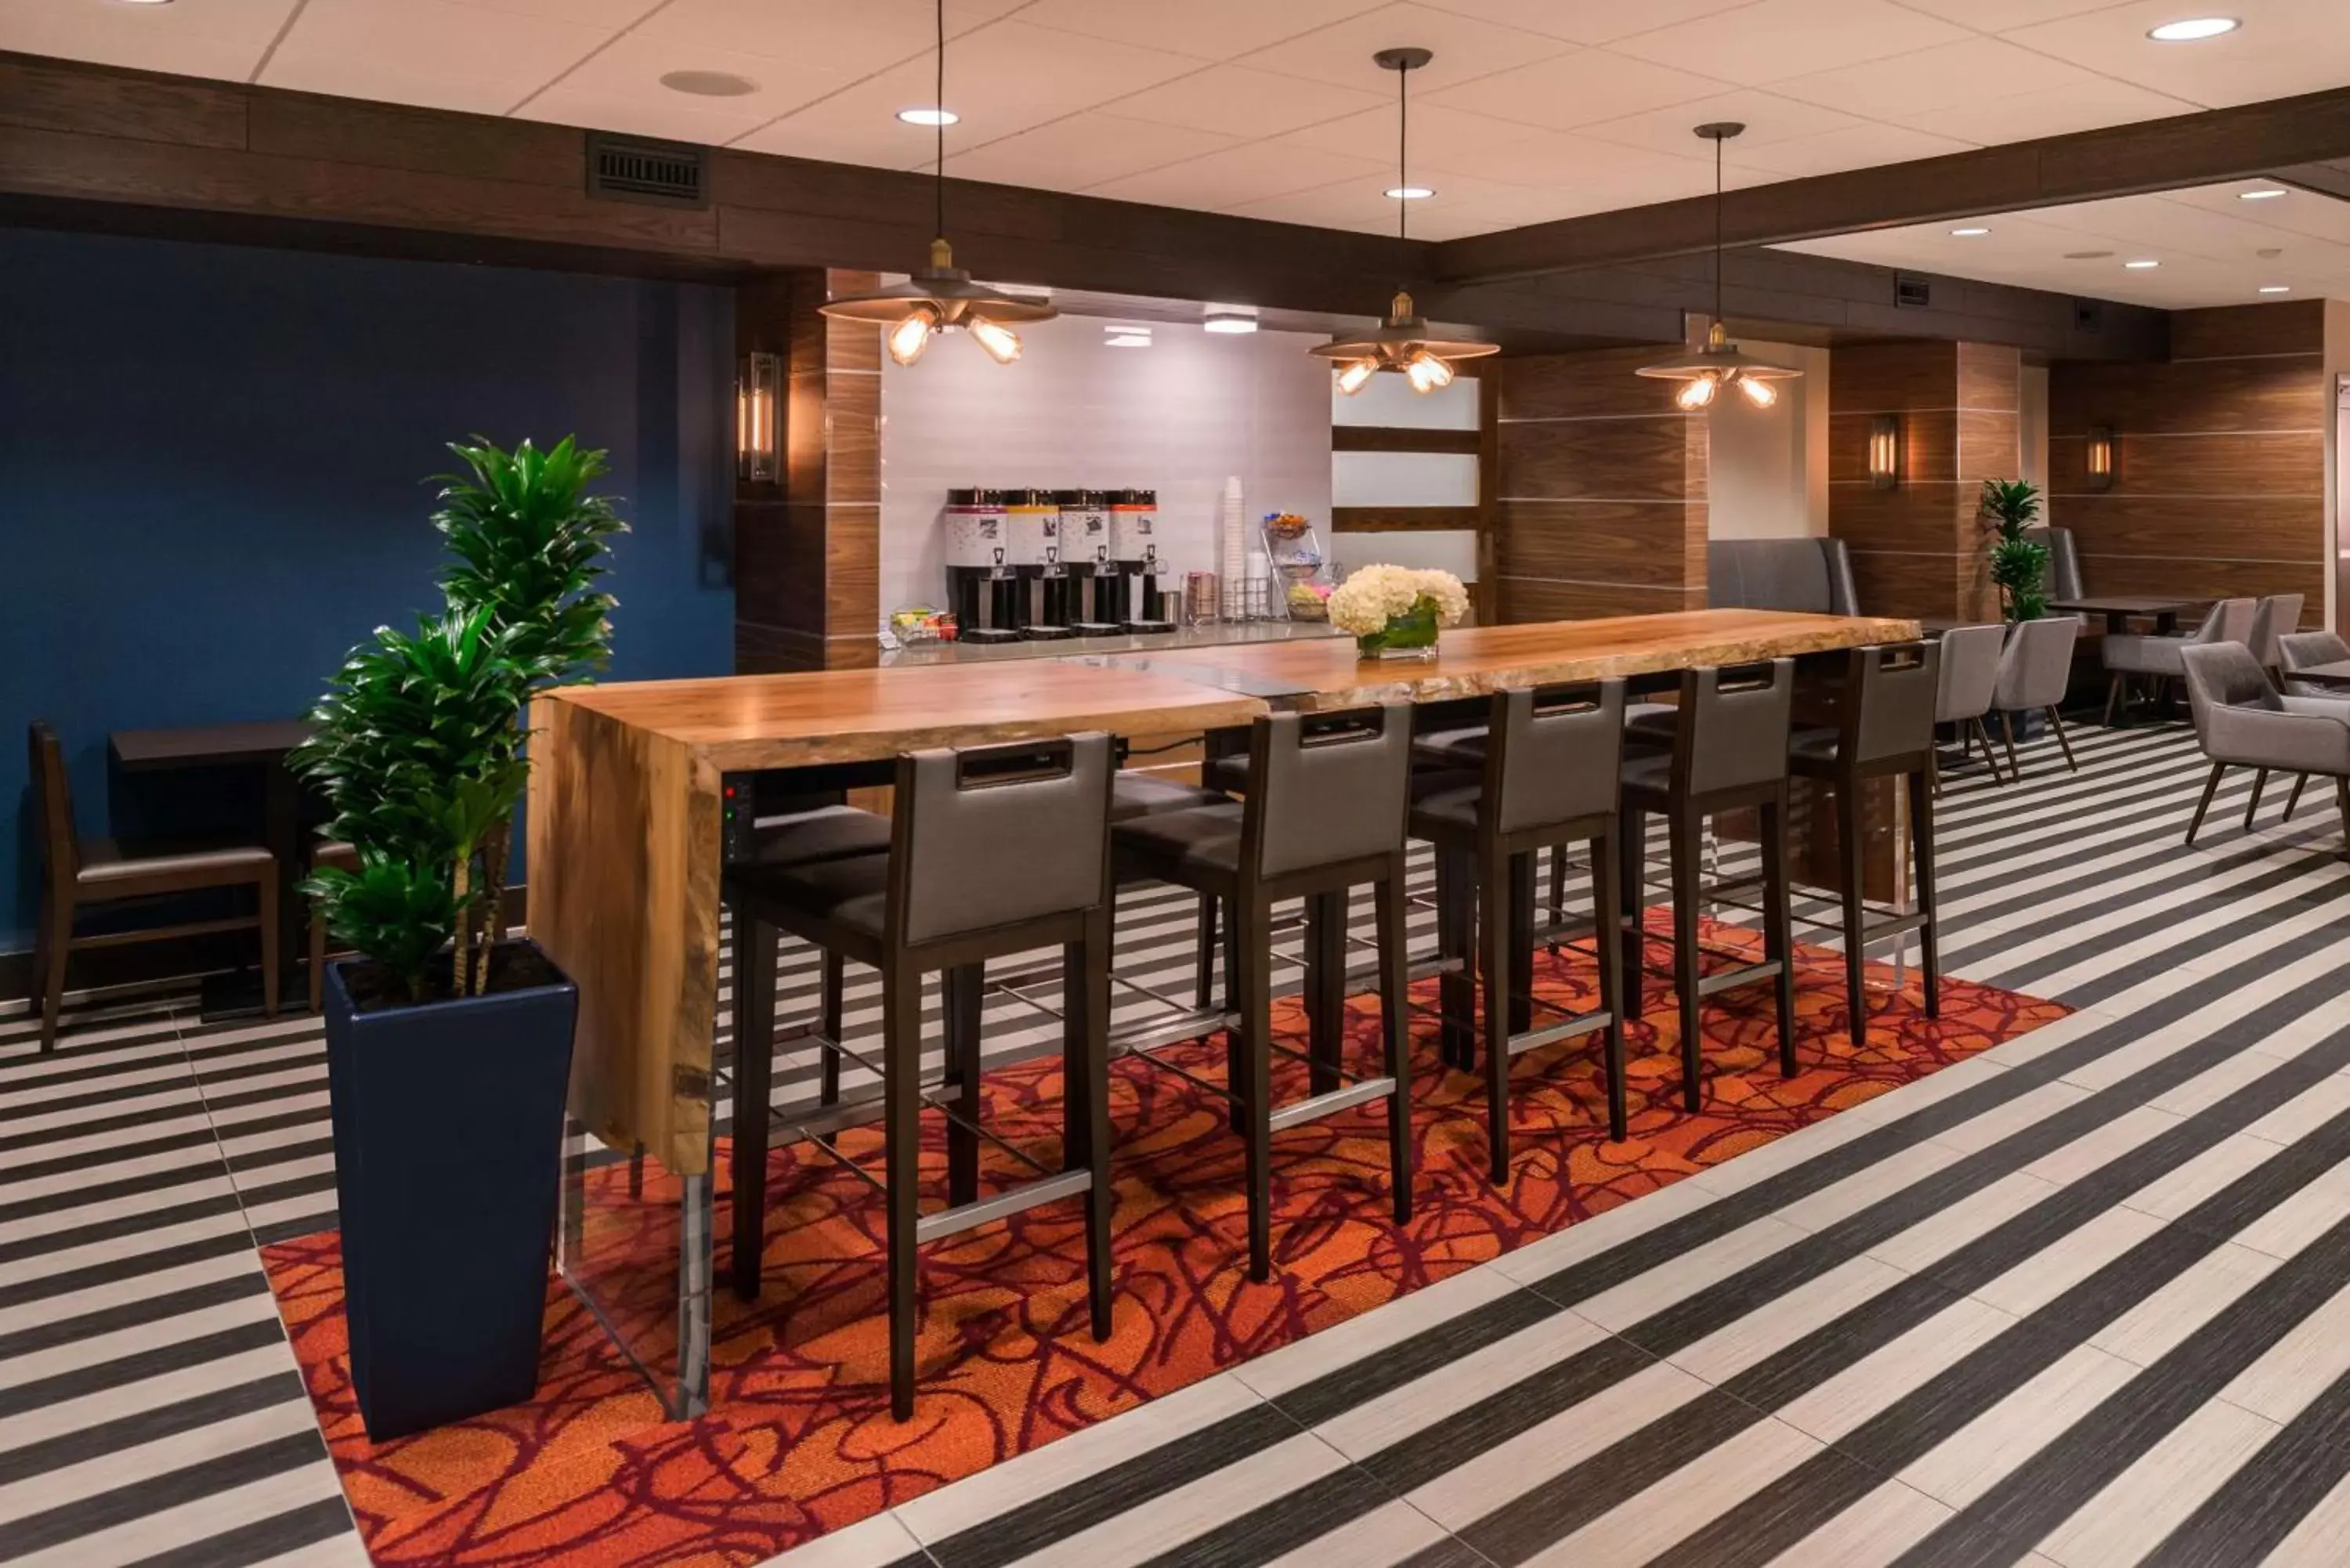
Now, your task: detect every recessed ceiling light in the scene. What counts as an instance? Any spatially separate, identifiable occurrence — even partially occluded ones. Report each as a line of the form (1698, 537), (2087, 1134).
(1103, 323), (1153, 349)
(2237, 187), (2287, 200)
(2148, 16), (2238, 40)
(1386, 186), (1435, 200)
(2258, 284), (2292, 294)
(897, 107), (958, 126)
(2124, 258), (2160, 269)
(660, 70), (757, 96)
(1203, 306), (1259, 334)
(1950, 226), (1990, 237)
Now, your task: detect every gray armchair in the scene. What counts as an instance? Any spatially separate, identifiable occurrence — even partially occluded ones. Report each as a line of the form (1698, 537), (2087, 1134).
(2102, 597), (2257, 726)
(1934, 623), (2008, 791)
(2247, 594), (2305, 669)
(2024, 526), (2084, 607)
(1993, 616), (2081, 778)
(1706, 539), (1860, 616)
(2179, 641), (2350, 844)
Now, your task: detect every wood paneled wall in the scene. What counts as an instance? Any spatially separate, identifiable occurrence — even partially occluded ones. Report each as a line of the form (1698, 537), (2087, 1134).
(2048, 300), (2327, 609)
(1827, 341), (2022, 620)
(734, 269), (882, 673)
(1491, 347), (1708, 621)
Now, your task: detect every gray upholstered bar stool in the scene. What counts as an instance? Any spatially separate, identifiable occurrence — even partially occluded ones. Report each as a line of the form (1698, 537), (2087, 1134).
(1112, 706), (1415, 1281)
(1618, 661), (1799, 1111)
(725, 735), (1117, 1422)
(1788, 642), (1942, 1046)
(1410, 681), (1629, 1170)
(732, 796), (895, 1107)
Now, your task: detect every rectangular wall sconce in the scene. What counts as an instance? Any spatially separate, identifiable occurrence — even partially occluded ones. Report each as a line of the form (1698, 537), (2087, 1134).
(1867, 414), (1900, 490)
(736, 351), (779, 482)
(2084, 425), (2115, 491)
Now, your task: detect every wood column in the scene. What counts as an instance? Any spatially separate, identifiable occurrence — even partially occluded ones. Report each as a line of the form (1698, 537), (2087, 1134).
(1828, 341), (2022, 621)
(2049, 300), (2326, 607)
(1491, 346), (1708, 621)
(734, 268), (881, 673)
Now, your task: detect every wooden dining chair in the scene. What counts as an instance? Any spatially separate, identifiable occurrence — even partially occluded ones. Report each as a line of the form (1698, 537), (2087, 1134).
(30, 721), (280, 1050)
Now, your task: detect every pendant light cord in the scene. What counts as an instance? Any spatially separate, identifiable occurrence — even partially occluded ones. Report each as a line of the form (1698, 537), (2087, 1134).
(934, 0), (945, 241)
(1397, 63), (1408, 244)
(1712, 133), (1723, 325)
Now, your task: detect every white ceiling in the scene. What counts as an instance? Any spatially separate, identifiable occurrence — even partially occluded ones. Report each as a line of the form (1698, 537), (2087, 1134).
(1777, 179), (2350, 306)
(6, 0), (2349, 242)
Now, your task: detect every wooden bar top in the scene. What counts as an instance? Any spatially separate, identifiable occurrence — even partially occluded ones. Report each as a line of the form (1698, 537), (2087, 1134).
(1139, 609), (1922, 708)
(544, 659), (1271, 768)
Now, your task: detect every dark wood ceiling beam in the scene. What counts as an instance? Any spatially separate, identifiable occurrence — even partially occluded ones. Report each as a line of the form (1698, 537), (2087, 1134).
(1437, 86), (2350, 284)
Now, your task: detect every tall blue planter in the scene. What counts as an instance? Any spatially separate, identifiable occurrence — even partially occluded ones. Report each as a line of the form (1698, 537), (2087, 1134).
(322, 942), (577, 1441)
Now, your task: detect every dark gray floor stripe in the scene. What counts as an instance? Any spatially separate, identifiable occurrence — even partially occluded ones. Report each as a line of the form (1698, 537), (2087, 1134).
(1649, 1097), (2350, 1566)
(115, 1497), (356, 1568)
(2138, 1359), (2350, 1566)
(0, 1022), (183, 1074)
(0, 1372), (305, 1486)
(0, 1429), (327, 1563)
(0, 1129), (228, 1189)
(250, 1212), (337, 1248)
(0, 1275), (271, 1363)
(1893, 1213), (2350, 1568)
(0, 1321), (291, 1421)
(0, 1104), (230, 1159)
(0, 1193), (248, 1268)
(0, 1034), (190, 1093)
(0, 1233), (259, 1312)
(2020, 881), (2350, 1010)
(0, 1154), (237, 1227)
(1987, 862), (2348, 998)
(1126, 1460), (1416, 1568)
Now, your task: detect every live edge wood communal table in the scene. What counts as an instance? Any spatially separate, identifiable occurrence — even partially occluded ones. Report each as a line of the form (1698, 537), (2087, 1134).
(526, 609), (1913, 1411)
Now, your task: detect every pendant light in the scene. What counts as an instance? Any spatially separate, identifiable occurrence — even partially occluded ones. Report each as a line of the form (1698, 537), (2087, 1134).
(1636, 122), (1801, 410)
(818, 0), (1055, 365)
(1311, 48), (1498, 395)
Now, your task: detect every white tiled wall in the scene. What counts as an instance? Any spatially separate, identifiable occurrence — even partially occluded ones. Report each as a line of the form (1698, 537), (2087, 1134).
(878, 316), (1333, 623)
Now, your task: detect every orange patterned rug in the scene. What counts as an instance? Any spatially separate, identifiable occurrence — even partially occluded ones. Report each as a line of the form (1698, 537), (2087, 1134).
(264, 920), (2066, 1566)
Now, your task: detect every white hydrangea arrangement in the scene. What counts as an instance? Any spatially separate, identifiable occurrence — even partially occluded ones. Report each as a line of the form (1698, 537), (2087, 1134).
(1326, 565), (1470, 637)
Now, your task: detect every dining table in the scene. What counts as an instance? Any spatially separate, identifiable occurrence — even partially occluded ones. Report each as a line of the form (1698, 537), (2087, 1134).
(109, 718), (316, 1017)
(2049, 595), (2200, 635)
(2280, 659), (2350, 688)
(525, 606), (1917, 1417)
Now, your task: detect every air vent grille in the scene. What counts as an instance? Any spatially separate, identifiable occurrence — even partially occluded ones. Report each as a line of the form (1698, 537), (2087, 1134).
(2073, 298), (2105, 334)
(1894, 275), (1932, 309)
(587, 132), (707, 208)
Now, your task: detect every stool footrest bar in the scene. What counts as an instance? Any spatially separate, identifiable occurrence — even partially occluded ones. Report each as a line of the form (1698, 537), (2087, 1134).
(916, 1169), (1093, 1245)
(1507, 1010), (1613, 1057)
(1267, 1075), (1399, 1133)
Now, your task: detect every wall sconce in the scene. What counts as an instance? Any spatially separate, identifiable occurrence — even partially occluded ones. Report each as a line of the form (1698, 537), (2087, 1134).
(2084, 425), (2115, 491)
(736, 351), (779, 482)
(1868, 414), (1900, 490)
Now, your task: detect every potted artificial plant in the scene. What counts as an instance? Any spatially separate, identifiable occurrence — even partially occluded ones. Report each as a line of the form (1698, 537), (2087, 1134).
(1981, 479), (2049, 623)
(296, 436), (626, 1441)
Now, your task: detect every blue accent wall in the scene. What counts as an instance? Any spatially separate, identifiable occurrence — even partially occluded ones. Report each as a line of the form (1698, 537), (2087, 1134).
(1, 226), (736, 952)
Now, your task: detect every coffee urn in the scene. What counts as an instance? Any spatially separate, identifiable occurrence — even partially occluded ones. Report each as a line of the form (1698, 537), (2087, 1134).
(1004, 487), (1074, 640)
(1110, 488), (1174, 633)
(1059, 489), (1122, 636)
(943, 488), (1021, 644)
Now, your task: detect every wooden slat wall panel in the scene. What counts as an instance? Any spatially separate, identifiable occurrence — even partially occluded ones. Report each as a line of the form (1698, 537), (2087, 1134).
(1491, 347), (1707, 622)
(2048, 301), (2327, 617)
(1827, 340), (2021, 620)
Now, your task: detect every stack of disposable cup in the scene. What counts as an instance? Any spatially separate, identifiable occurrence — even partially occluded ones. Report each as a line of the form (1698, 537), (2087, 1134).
(1219, 476), (1246, 611)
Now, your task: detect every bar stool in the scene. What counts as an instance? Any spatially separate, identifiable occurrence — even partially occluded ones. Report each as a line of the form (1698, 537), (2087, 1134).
(1111, 706), (1415, 1281)
(307, 837), (359, 1013)
(732, 797), (893, 1108)
(1411, 681), (1629, 1174)
(1788, 642), (1942, 1046)
(1618, 661), (1798, 1111)
(725, 735), (1116, 1422)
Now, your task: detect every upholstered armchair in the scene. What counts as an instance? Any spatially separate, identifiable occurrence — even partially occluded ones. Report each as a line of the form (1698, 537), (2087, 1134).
(2105, 597), (2257, 727)
(2178, 641), (2350, 844)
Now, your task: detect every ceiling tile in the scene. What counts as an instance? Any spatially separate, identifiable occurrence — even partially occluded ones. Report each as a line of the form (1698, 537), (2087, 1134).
(1422, 47), (1729, 131)
(1107, 65), (1390, 140)
(1887, 0), (2126, 27)
(1728, 122), (1979, 176)
(1086, 142), (1389, 211)
(737, 20), (1209, 158)
(1607, 0), (1973, 85)
(0, 0), (296, 79)
(1889, 77), (2199, 143)
(1277, 101), (1567, 176)
(1772, 38), (2096, 120)
(1010, 0), (1385, 60)
(445, 0), (656, 26)
(638, 0), (1025, 61)
(262, 0), (609, 115)
(1224, 168), (1535, 232)
(1999, 0), (2350, 110)
(1413, 0), (1762, 46)
(1233, 2), (1574, 93)
(947, 113), (1242, 192)
(2164, 183), (2350, 247)
(519, 32), (857, 142)
(1578, 89), (1864, 159)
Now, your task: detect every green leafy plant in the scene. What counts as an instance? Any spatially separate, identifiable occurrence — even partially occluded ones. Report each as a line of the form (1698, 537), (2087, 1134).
(295, 437), (627, 1006)
(1980, 478), (2048, 622)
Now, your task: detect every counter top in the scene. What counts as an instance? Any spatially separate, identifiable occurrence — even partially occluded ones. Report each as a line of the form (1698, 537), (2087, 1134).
(877, 618), (1342, 667)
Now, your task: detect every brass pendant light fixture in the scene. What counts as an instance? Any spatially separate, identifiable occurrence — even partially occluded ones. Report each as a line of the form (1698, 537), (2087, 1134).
(1636, 122), (1802, 410)
(1311, 48), (1499, 396)
(818, 0), (1056, 366)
